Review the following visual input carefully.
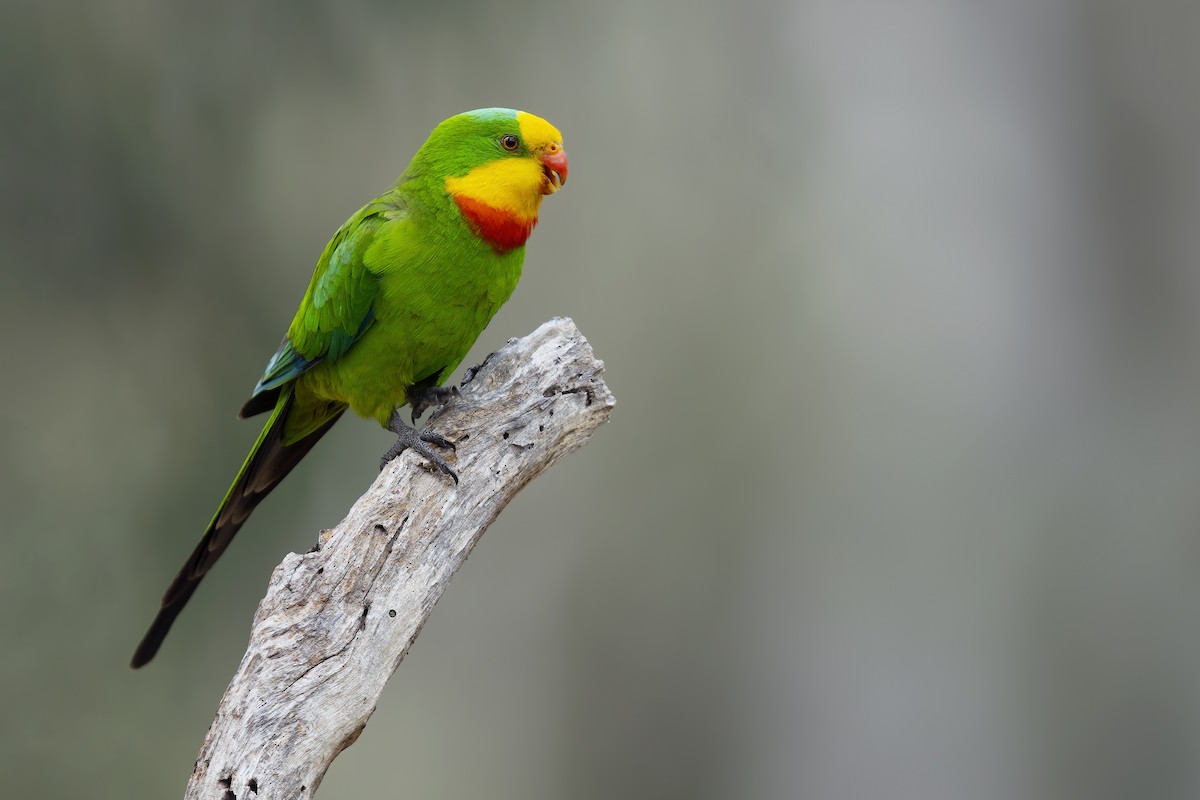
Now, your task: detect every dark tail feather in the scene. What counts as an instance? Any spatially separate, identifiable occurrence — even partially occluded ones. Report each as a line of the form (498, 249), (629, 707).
(131, 390), (345, 668)
(239, 385), (282, 419)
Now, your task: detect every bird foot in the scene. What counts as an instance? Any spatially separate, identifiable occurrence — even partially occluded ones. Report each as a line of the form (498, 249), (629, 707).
(381, 408), (457, 482)
(407, 385), (461, 425)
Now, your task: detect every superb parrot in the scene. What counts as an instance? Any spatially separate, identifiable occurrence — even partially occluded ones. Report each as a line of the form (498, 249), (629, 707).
(131, 108), (568, 668)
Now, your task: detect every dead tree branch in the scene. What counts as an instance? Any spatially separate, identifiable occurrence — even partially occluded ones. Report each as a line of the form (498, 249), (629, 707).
(185, 318), (614, 800)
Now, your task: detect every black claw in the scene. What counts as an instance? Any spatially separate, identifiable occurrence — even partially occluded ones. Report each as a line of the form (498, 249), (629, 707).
(382, 409), (458, 481)
(407, 385), (461, 424)
(419, 430), (456, 452)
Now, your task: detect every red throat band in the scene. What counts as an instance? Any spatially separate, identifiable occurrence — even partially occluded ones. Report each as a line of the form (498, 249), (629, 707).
(452, 194), (537, 251)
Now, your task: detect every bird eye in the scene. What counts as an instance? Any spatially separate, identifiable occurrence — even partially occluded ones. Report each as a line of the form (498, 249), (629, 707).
(501, 134), (520, 151)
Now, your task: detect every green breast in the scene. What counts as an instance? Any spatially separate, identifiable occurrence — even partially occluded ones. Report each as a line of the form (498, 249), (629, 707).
(302, 219), (525, 425)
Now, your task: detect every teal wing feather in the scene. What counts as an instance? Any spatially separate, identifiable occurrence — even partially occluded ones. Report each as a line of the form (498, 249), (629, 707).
(239, 198), (398, 417)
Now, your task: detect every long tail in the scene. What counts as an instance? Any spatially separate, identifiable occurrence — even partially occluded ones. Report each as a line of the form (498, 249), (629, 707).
(131, 388), (345, 668)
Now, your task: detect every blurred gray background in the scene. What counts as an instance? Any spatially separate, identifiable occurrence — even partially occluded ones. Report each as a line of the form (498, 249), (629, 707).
(3, 0), (1200, 797)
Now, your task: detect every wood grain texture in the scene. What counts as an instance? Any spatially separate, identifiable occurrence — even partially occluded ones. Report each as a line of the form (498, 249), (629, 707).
(185, 318), (614, 800)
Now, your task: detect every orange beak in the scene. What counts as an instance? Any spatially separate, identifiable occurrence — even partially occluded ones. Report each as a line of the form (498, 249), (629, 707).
(539, 147), (568, 195)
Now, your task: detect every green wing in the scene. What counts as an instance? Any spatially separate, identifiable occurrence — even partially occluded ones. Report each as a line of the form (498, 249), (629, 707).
(239, 198), (397, 418)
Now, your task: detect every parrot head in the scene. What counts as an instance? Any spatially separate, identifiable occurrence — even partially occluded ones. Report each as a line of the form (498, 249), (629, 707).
(410, 108), (568, 251)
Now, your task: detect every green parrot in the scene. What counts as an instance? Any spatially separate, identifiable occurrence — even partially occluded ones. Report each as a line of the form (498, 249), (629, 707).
(131, 108), (568, 668)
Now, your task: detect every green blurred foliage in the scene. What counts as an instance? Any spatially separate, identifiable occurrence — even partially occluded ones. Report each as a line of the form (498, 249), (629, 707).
(3, 0), (1200, 797)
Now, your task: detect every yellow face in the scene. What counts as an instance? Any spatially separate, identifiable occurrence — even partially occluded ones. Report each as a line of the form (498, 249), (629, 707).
(444, 111), (567, 221)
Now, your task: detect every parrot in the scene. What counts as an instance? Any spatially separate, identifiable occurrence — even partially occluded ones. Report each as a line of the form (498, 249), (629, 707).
(131, 108), (568, 668)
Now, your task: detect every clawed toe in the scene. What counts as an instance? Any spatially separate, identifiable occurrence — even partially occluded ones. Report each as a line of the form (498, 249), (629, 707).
(381, 410), (458, 482)
(407, 385), (461, 424)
